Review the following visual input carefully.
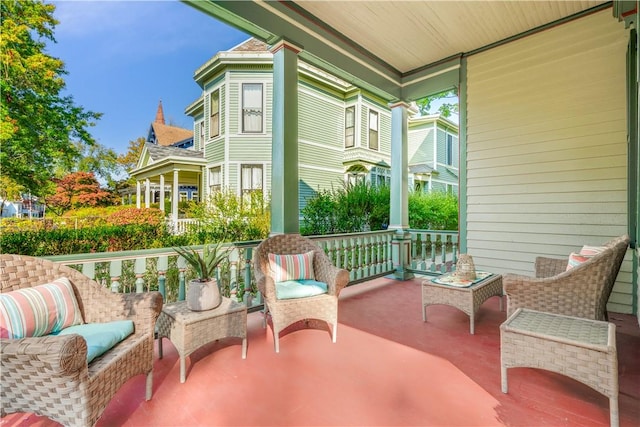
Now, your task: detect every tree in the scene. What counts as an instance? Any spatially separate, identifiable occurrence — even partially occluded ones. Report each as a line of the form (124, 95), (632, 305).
(75, 141), (121, 187)
(117, 137), (146, 173)
(46, 171), (115, 215)
(415, 89), (459, 118)
(0, 0), (101, 195)
(0, 175), (24, 216)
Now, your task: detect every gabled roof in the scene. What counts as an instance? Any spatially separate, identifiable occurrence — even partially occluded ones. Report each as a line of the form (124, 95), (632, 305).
(145, 143), (203, 162)
(409, 164), (436, 175)
(229, 37), (269, 52)
(149, 122), (193, 147)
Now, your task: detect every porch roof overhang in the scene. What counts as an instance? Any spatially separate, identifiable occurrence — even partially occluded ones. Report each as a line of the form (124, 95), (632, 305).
(182, 0), (613, 102)
(130, 157), (206, 182)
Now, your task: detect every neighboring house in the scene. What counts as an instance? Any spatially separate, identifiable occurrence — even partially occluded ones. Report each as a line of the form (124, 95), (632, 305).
(408, 114), (459, 195)
(0, 195), (45, 218)
(131, 38), (459, 221)
(131, 102), (200, 206)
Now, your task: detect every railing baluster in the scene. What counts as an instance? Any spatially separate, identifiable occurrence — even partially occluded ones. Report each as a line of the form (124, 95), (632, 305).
(177, 256), (187, 301)
(430, 234), (437, 273)
(157, 255), (168, 300)
(440, 235), (447, 273)
(134, 258), (146, 293)
(109, 260), (122, 293)
(82, 262), (96, 280)
(229, 248), (239, 300)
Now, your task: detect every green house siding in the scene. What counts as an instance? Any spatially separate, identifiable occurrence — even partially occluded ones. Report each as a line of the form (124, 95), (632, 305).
(408, 126), (435, 166)
(465, 10), (631, 314)
(299, 89), (344, 148)
(299, 166), (343, 211)
(205, 139), (225, 164)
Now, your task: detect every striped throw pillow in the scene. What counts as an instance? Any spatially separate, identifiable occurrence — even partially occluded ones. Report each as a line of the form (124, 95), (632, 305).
(268, 251), (315, 282)
(0, 277), (84, 339)
(579, 245), (606, 256)
(566, 245), (608, 271)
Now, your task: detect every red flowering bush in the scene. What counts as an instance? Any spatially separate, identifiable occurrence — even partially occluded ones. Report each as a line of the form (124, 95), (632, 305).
(107, 208), (165, 226)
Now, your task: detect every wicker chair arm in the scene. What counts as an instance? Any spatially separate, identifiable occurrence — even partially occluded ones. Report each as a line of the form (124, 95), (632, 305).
(256, 272), (277, 301)
(313, 255), (349, 296)
(83, 291), (163, 334)
(0, 334), (87, 377)
(534, 256), (568, 278)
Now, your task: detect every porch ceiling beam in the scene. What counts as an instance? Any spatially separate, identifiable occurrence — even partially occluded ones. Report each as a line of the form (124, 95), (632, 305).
(182, 0), (404, 101)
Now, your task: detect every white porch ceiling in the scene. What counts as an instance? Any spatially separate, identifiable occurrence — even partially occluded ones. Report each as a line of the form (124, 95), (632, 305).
(186, 0), (612, 100)
(299, 1), (608, 74)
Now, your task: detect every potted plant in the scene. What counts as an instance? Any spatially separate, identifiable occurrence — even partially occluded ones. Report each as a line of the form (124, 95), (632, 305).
(174, 243), (229, 311)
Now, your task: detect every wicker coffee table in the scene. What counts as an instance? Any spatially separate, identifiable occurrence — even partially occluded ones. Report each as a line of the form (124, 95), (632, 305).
(157, 297), (247, 383)
(501, 308), (618, 427)
(422, 272), (503, 334)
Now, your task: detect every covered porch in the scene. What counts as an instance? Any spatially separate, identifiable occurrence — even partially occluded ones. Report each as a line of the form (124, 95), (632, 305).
(181, 0), (639, 319)
(5, 275), (639, 426)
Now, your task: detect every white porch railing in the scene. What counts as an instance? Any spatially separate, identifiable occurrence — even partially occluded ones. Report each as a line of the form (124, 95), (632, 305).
(43, 229), (456, 306)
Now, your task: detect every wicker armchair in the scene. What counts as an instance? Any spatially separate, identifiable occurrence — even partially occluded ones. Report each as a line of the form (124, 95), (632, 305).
(503, 235), (630, 321)
(254, 234), (350, 352)
(0, 254), (163, 427)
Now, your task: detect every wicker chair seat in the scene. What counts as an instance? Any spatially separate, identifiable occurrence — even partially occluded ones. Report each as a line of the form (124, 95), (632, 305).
(0, 254), (163, 427)
(254, 234), (350, 353)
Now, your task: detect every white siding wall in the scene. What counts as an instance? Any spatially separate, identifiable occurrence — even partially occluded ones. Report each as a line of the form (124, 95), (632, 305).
(465, 10), (633, 313)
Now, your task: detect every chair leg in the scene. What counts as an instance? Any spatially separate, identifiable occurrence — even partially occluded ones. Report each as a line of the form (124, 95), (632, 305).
(146, 371), (153, 400)
(274, 332), (280, 353)
(332, 322), (337, 343)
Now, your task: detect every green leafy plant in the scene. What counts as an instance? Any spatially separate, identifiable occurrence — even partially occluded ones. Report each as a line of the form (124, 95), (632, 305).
(173, 243), (229, 282)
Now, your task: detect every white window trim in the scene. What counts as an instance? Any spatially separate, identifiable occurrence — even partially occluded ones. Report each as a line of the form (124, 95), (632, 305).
(240, 82), (265, 134)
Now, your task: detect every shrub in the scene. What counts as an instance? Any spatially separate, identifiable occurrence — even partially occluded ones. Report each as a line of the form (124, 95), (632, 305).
(301, 182), (458, 235)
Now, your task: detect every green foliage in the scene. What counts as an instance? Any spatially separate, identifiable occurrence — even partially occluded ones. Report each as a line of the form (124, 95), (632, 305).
(408, 191), (458, 230)
(301, 181), (458, 235)
(186, 189), (270, 243)
(301, 181), (390, 235)
(415, 89), (458, 118)
(0, 224), (181, 256)
(0, 0), (102, 194)
(173, 243), (230, 281)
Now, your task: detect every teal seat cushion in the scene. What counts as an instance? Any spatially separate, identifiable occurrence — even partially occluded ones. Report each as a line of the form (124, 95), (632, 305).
(53, 320), (134, 363)
(275, 280), (328, 300)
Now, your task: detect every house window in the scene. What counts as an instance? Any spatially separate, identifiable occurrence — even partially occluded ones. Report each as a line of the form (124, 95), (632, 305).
(242, 83), (263, 133)
(370, 166), (390, 187)
(191, 191), (199, 202)
(210, 90), (220, 138)
(209, 167), (221, 193)
(241, 164), (263, 194)
(345, 106), (355, 148)
(368, 110), (379, 150)
(199, 121), (205, 151)
(179, 192), (188, 202)
(446, 134), (453, 166)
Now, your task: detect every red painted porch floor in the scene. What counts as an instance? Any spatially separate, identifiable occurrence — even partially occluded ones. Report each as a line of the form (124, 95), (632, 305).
(3, 276), (639, 427)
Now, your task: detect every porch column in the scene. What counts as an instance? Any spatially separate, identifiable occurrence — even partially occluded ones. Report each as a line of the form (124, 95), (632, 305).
(136, 180), (141, 209)
(269, 39), (301, 235)
(389, 101), (413, 280)
(159, 174), (165, 212)
(144, 178), (151, 208)
(172, 169), (179, 226)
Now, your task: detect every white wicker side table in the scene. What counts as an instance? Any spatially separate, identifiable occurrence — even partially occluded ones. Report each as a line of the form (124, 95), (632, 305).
(422, 273), (503, 334)
(501, 308), (618, 427)
(157, 297), (247, 383)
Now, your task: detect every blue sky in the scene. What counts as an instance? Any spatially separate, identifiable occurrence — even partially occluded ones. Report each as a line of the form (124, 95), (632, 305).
(47, 1), (248, 155)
